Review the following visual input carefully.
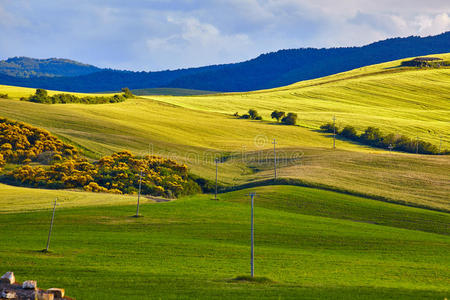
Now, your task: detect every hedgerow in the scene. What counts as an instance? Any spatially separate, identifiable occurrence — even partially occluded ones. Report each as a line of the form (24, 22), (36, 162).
(320, 123), (447, 155)
(23, 88), (133, 104)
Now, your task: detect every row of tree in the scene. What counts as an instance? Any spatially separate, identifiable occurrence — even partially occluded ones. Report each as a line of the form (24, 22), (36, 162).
(320, 123), (447, 155)
(22, 88), (133, 104)
(271, 110), (298, 125)
(0, 93), (7, 99)
(234, 109), (298, 125)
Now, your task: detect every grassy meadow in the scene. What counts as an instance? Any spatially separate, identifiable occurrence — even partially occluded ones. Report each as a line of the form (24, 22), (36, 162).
(0, 54), (449, 299)
(0, 185), (449, 299)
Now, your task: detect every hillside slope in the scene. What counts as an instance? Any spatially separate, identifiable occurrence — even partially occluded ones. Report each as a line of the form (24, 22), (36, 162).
(0, 32), (448, 92)
(0, 185), (449, 299)
(0, 57), (100, 78)
(0, 55), (449, 210)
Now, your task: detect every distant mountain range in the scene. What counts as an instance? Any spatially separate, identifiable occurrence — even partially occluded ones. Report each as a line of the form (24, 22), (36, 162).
(0, 32), (449, 93)
(0, 57), (100, 78)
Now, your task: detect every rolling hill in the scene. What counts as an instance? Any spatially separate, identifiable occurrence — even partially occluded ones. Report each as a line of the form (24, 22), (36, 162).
(0, 54), (449, 211)
(0, 32), (449, 92)
(0, 184), (449, 299)
(0, 57), (100, 78)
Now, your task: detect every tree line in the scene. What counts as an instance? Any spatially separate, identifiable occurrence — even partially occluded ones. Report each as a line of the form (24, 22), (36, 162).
(21, 88), (133, 104)
(320, 123), (448, 155)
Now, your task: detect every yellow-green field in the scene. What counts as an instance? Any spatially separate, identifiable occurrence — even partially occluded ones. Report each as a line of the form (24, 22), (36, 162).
(149, 53), (450, 146)
(0, 54), (449, 211)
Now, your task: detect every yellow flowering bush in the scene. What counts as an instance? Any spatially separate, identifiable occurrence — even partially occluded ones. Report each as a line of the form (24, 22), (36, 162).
(0, 118), (77, 164)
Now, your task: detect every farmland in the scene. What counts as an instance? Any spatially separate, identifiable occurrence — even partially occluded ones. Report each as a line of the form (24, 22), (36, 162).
(0, 54), (449, 210)
(0, 185), (449, 299)
(0, 54), (449, 299)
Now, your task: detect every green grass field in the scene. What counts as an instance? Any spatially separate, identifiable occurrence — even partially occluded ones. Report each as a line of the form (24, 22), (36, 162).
(1, 185), (449, 299)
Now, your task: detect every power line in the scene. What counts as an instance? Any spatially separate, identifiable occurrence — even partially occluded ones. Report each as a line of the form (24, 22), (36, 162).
(388, 144), (393, 154)
(333, 115), (336, 150)
(45, 198), (57, 252)
(272, 139), (277, 179)
(215, 158), (219, 200)
(249, 192), (256, 277)
(135, 170), (144, 217)
(416, 135), (419, 154)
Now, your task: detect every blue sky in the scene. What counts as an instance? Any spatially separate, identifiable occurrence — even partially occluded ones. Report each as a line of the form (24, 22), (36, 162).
(0, 0), (449, 71)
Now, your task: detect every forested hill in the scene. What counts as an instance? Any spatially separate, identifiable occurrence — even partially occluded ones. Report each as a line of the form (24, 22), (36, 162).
(0, 57), (100, 78)
(0, 32), (449, 93)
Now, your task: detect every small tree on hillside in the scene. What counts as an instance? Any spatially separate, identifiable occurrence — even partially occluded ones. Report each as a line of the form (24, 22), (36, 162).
(29, 89), (50, 103)
(340, 125), (358, 139)
(121, 87), (133, 98)
(281, 113), (297, 125)
(271, 110), (285, 122)
(248, 109), (262, 120)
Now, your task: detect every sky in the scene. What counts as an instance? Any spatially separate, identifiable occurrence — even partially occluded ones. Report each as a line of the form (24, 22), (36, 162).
(0, 0), (449, 71)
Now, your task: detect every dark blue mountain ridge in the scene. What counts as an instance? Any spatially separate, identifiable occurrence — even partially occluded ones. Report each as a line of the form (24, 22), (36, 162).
(0, 32), (448, 93)
(0, 57), (100, 78)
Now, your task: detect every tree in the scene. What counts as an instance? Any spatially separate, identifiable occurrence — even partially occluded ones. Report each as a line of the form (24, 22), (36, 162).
(281, 113), (297, 125)
(340, 126), (357, 139)
(29, 89), (50, 103)
(248, 109), (260, 120)
(360, 127), (383, 146)
(121, 87), (133, 98)
(271, 110), (285, 122)
(320, 123), (335, 133)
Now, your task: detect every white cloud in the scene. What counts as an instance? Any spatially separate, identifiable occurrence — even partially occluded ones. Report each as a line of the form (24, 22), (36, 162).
(0, 0), (448, 70)
(415, 13), (450, 35)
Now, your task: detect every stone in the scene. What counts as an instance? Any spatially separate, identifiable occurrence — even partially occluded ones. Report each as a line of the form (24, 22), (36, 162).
(22, 280), (37, 290)
(46, 288), (65, 298)
(1, 290), (17, 299)
(0, 272), (15, 284)
(37, 291), (54, 300)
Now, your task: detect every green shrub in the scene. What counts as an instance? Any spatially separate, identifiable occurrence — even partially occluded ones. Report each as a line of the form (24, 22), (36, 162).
(26, 89), (128, 104)
(271, 110), (285, 122)
(320, 123), (335, 133)
(340, 126), (357, 139)
(319, 122), (446, 155)
(281, 112), (297, 125)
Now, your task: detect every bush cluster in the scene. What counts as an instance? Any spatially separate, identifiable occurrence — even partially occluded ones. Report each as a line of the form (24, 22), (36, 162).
(320, 123), (447, 155)
(235, 109), (298, 125)
(0, 118), (77, 164)
(0, 94), (8, 99)
(235, 109), (262, 120)
(5, 151), (201, 197)
(270, 110), (298, 125)
(23, 88), (133, 104)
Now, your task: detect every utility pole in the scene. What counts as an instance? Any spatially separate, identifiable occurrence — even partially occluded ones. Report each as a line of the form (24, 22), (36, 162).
(136, 170), (143, 217)
(249, 192), (256, 277)
(388, 144), (393, 154)
(45, 198), (57, 252)
(215, 158), (219, 200)
(333, 115), (336, 150)
(272, 139), (277, 180)
(416, 136), (419, 154)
